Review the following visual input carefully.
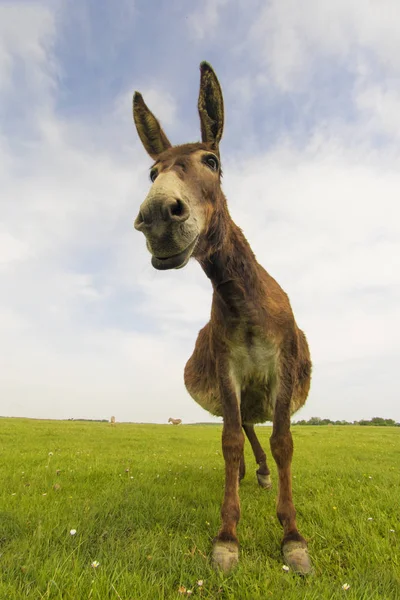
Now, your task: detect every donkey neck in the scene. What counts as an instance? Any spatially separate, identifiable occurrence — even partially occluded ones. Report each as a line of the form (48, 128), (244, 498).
(199, 213), (262, 301)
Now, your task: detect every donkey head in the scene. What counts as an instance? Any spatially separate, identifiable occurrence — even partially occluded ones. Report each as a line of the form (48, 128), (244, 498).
(133, 62), (225, 270)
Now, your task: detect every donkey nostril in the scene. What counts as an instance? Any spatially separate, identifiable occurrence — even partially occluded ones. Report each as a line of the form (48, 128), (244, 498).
(171, 199), (184, 217)
(170, 199), (189, 221)
(134, 211), (145, 230)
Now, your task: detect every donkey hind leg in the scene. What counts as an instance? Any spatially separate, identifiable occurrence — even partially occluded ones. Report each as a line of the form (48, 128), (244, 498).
(212, 376), (244, 573)
(239, 446), (246, 482)
(270, 404), (312, 574)
(243, 424), (272, 489)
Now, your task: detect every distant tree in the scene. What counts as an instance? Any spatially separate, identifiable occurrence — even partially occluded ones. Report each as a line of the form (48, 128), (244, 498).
(292, 416), (398, 426)
(307, 417), (322, 425)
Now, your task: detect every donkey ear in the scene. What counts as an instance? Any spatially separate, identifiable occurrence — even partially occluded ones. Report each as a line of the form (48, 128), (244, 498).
(198, 62), (224, 148)
(133, 92), (172, 160)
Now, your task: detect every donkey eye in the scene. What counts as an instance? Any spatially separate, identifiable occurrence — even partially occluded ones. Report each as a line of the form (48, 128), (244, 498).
(204, 155), (219, 171)
(150, 169), (158, 182)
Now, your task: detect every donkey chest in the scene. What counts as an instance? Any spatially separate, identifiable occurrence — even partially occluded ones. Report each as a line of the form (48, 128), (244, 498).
(228, 335), (280, 423)
(229, 334), (280, 392)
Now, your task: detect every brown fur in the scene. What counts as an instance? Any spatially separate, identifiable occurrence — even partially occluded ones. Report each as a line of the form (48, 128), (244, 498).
(132, 61), (313, 573)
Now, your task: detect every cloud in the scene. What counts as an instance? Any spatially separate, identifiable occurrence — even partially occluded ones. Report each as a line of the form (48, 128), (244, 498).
(355, 84), (400, 138)
(245, 0), (400, 91)
(0, 1), (56, 119)
(1, 0), (399, 425)
(187, 0), (229, 41)
(0, 232), (31, 269)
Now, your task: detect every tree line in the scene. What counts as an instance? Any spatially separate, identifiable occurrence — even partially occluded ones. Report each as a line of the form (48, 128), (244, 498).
(293, 417), (400, 427)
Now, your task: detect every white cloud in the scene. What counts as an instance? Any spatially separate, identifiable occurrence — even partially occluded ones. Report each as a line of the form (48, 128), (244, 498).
(187, 0), (228, 41)
(246, 0), (400, 91)
(0, 232), (31, 268)
(0, 2), (56, 104)
(355, 84), (400, 138)
(1, 0), (399, 425)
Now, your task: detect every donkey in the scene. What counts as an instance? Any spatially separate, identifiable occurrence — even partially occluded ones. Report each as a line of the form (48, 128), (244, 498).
(132, 62), (312, 574)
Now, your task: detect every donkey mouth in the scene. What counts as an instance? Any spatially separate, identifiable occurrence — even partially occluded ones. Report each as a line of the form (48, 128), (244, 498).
(151, 236), (198, 270)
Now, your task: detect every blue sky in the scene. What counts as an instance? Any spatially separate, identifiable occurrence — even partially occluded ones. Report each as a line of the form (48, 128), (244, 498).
(1, 0), (399, 423)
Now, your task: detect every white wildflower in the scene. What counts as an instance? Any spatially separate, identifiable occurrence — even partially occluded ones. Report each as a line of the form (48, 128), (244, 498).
(342, 583), (350, 590)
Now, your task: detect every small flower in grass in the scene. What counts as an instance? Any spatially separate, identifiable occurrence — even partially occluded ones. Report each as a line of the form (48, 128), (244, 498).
(91, 560), (100, 568)
(178, 585), (186, 594)
(197, 580), (204, 587)
(187, 591), (193, 596)
(390, 529), (395, 533)
(48, 452), (53, 456)
(332, 506), (337, 510)
(70, 529), (77, 536)
(367, 517), (373, 521)
(342, 583), (350, 590)
(282, 565), (290, 572)
(368, 476), (372, 479)
(42, 493), (47, 496)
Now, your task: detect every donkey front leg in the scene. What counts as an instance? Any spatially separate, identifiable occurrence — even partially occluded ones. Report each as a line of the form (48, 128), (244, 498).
(212, 372), (244, 572)
(270, 394), (312, 574)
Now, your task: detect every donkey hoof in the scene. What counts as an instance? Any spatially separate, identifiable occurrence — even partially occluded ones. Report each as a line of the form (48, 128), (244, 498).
(212, 540), (239, 573)
(283, 540), (313, 575)
(257, 473), (272, 489)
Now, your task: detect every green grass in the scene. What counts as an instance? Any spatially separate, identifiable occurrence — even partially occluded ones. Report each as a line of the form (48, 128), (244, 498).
(0, 419), (399, 599)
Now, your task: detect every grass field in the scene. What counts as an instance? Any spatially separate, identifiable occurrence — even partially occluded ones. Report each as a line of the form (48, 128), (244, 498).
(0, 419), (399, 599)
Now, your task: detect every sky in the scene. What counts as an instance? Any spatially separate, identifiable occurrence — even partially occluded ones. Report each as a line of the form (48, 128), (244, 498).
(1, 0), (399, 424)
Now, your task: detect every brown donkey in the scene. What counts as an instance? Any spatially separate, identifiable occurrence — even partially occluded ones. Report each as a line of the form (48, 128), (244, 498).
(133, 62), (312, 574)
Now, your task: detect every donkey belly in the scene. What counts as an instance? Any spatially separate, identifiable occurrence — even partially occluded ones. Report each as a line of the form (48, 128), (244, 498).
(184, 374), (223, 417)
(240, 383), (275, 424)
(184, 324), (223, 417)
(184, 326), (282, 422)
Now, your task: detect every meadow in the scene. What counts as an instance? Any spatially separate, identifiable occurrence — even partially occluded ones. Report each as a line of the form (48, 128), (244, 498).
(0, 418), (399, 599)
